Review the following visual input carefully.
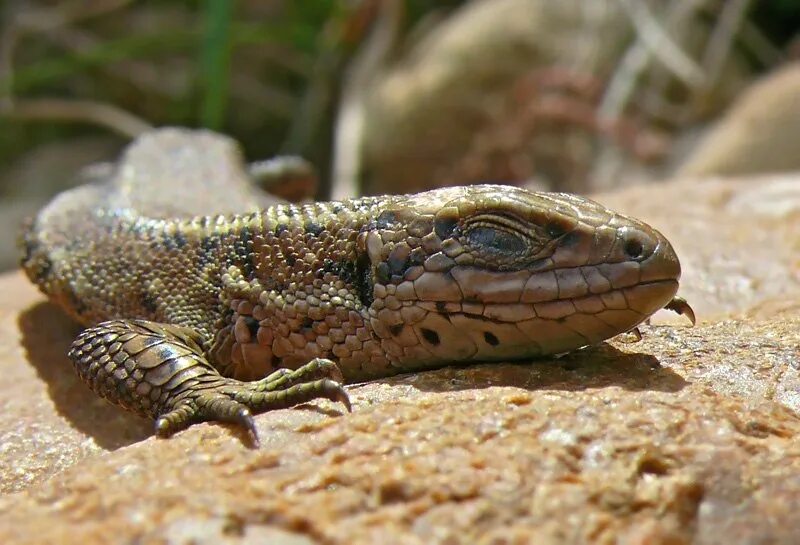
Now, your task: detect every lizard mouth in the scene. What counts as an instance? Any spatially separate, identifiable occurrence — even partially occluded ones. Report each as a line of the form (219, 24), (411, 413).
(371, 265), (681, 365)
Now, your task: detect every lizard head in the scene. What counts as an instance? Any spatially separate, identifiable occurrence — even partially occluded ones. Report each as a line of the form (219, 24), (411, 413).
(357, 184), (686, 368)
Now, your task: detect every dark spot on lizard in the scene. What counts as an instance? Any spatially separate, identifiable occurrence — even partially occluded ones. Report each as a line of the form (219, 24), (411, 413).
(407, 217), (433, 238)
(161, 237), (177, 251)
(322, 259), (357, 283)
(237, 226), (252, 247)
(387, 247), (411, 277)
(319, 259), (336, 279)
(355, 252), (374, 307)
(376, 210), (396, 230)
(387, 257), (409, 277)
(484, 332), (500, 346)
(304, 221), (324, 237)
(434, 216), (458, 240)
(285, 254), (296, 267)
(141, 291), (159, 314)
(21, 232), (36, 264)
(389, 324), (404, 336)
(275, 223), (288, 236)
(420, 328), (440, 346)
(435, 301), (447, 313)
(560, 231), (581, 247)
(233, 227), (255, 276)
(409, 247), (426, 266)
(201, 236), (218, 254)
(197, 236), (219, 268)
(243, 316), (259, 337)
(173, 232), (188, 249)
(38, 256), (53, 280)
(301, 317), (314, 332)
(375, 262), (391, 284)
(545, 222), (567, 239)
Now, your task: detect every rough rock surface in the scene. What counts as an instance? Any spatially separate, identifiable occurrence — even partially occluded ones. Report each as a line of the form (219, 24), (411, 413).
(1, 174), (799, 543)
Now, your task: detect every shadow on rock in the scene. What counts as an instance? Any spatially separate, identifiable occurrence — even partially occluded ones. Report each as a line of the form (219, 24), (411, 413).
(18, 300), (688, 446)
(18, 302), (152, 449)
(379, 342), (688, 395)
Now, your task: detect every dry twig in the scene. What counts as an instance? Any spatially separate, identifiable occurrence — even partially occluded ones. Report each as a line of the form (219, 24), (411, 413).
(331, 0), (401, 199)
(0, 0), (148, 136)
(616, 0), (707, 89)
(2, 98), (151, 137)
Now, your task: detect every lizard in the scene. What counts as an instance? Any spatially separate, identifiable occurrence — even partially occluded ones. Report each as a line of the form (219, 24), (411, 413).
(20, 128), (695, 445)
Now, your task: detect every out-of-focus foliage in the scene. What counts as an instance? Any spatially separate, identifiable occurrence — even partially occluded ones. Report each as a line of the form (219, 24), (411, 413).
(0, 0), (798, 195)
(751, 0), (800, 46)
(0, 1), (470, 190)
(0, 1), (355, 173)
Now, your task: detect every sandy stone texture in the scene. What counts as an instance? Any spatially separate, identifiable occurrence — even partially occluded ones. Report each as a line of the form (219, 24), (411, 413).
(0, 173), (798, 544)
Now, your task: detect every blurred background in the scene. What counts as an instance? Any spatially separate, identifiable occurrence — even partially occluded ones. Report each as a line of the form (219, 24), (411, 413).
(1, 0), (799, 271)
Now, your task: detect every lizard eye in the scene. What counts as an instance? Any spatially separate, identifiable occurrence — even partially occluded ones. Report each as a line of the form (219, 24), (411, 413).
(465, 225), (526, 254)
(458, 212), (547, 268)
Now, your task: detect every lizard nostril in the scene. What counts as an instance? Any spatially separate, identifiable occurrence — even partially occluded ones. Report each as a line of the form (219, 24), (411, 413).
(624, 238), (645, 260)
(619, 226), (653, 261)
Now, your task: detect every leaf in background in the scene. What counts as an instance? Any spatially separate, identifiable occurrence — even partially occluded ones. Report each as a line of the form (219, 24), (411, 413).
(200, 0), (233, 130)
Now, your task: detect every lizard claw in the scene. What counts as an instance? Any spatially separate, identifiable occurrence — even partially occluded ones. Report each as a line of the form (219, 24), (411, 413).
(233, 407), (260, 448)
(664, 295), (696, 326)
(325, 380), (352, 412)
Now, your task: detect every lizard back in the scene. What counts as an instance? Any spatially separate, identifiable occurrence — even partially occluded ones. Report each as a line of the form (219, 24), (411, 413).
(21, 129), (278, 330)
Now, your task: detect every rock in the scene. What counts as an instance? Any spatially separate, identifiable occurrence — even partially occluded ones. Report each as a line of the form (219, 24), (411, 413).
(679, 63), (800, 177)
(0, 318), (799, 544)
(1, 173), (799, 543)
(0, 273), (152, 495)
(362, 0), (627, 195)
(0, 137), (123, 272)
(360, 0), (753, 196)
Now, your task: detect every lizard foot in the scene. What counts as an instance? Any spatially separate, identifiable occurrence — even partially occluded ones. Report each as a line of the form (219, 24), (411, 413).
(68, 320), (350, 446)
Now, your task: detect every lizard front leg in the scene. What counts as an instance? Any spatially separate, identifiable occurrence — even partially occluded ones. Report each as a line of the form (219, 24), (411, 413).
(68, 319), (350, 445)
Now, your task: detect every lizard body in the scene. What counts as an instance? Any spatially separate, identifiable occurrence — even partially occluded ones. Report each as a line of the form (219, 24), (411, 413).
(21, 128), (692, 443)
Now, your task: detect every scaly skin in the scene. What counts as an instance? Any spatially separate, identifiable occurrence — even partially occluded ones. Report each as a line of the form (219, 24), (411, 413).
(20, 128), (693, 444)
